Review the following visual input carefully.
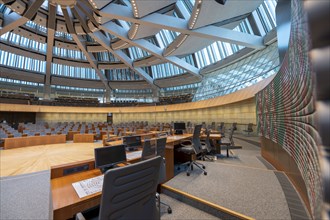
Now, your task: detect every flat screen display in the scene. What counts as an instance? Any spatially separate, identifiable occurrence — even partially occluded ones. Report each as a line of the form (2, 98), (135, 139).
(123, 135), (142, 148)
(94, 145), (127, 171)
(174, 122), (186, 130)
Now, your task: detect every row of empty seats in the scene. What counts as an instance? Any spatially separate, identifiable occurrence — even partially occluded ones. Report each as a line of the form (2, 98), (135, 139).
(158, 94), (193, 105)
(0, 91), (38, 105)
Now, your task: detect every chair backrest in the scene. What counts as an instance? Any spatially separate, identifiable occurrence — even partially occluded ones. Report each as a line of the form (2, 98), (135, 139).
(232, 122), (237, 130)
(228, 127), (235, 146)
(156, 137), (167, 158)
(247, 123), (253, 131)
(156, 137), (167, 183)
(141, 139), (156, 160)
(157, 132), (167, 138)
(211, 122), (216, 130)
(192, 124), (203, 154)
(99, 156), (161, 220)
(204, 129), (212, 153)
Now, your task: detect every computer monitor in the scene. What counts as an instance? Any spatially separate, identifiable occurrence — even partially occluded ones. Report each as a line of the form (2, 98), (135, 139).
(94, 145), (127, 173)
(122, 135), (142, 151)
(173, 122), (186, 134)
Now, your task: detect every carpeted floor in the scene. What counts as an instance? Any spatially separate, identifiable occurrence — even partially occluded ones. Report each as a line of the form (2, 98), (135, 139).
(165, 161), (291, 220)
(0, 170), (52, 220)
(160, 194), (218, 220)
(162, 134), (311, 220)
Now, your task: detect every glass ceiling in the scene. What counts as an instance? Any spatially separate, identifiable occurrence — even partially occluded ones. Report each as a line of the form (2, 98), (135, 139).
(0, 0), (278, 102)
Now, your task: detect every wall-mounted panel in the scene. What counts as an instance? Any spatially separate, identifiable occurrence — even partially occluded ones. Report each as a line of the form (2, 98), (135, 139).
(256, 0), (322, 218)
(36, 113), (107, 123)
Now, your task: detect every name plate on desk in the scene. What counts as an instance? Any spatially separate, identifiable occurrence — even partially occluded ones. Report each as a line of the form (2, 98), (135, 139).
(63, 164), (89, 176)
(72, 175), (104, 198)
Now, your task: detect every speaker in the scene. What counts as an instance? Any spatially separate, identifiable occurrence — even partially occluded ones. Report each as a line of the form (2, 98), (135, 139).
(215, 0), (227, 5)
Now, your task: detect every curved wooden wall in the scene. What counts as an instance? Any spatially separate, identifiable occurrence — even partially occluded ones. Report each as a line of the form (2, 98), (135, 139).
(256, 0), (322, 218)
(0, 76), (273, 132)
(0, 75), (272, 114)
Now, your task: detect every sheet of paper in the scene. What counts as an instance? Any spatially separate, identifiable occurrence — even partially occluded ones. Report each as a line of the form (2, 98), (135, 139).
(72, 175), (104, 198)
(126, 150), (142, 160)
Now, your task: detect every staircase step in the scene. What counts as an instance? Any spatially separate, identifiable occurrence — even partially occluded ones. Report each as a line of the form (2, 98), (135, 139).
(161, 184), (254, 220)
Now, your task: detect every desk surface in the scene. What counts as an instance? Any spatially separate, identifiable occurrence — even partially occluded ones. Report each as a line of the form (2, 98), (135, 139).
(105, 134), (193, 147)
(201, 133), (222, 140)
(52, 169), (102, 220)
(51, 134), (193, 220)
(0, 142), (103, 177)
(3, 134), (66, 149)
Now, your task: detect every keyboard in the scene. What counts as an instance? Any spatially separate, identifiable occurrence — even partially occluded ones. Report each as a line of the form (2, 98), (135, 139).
(72, 175), (104, 198)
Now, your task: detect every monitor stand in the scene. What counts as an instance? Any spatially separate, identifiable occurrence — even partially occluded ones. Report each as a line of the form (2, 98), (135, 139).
(174, 130), (183, 135)
(100, 165), (116, 174)
(126, 146), (138, 152)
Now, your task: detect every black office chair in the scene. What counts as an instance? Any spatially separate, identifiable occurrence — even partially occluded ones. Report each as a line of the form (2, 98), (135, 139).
(141, 139), (156, 160)
(243, 123), (253, 136)
(155, 137), (172, 214)
(201, 129), (214, 161)
(211, 122), (216, 130)
(157, 132), (167, 138)
(176, 125), (207, 176)
(217, 122), (225, 137)
(231, 122), (237, 131)
(76, 156), (162, 220)
(220, 127), (242, 157)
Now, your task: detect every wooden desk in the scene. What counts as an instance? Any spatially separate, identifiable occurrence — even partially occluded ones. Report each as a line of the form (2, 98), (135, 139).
(200, 133), (222, 141)
(73, 134), (94, 143)
(3, 135), (66, 149)
(67, 131), (79, 141)
(51, 152), (143, 220)
(106, 134), (192, 181)
(52, 169), (102, 220)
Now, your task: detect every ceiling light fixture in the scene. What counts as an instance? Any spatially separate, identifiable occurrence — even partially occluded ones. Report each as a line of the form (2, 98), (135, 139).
(215, 0), (227, 5)
(189, 0), (202, 29)
(131, 0), (139, 18)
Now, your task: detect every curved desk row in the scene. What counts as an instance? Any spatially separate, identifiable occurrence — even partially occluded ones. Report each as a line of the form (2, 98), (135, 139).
(4, 134), (66, 149)
(51, 134), (193, 220)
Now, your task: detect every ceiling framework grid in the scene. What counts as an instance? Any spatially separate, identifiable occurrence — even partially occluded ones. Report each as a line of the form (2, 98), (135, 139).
(0, 0), (273, 100)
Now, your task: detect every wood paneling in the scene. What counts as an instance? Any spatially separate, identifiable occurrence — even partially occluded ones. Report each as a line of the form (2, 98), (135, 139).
(260, 137), (310, 213)
(50, 159), (95, 179)
(36, 112), (107, 123)
(0, 76), (272, 114)
(4, 134), (66, 149)
(73, 134), (94, 143)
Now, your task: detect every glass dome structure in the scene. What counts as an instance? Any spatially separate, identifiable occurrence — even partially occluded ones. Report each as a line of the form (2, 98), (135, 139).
(0, 0), (278, 103)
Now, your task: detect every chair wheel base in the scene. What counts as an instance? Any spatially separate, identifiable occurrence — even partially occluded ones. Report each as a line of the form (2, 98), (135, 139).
(202, 166), (206, 169)
(204, 172), (207, 175)
(167, 208), (172, 214)
(187, 173), (190, 176)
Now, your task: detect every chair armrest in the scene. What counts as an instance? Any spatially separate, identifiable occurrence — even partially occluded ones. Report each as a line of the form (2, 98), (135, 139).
(180, 140), (192, 147)
(220, 138), (231, 145)
(75, 213), (86, 220)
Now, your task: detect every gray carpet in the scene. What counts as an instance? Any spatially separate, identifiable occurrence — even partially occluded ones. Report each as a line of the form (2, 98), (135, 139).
(274, 172), (311, 220)
(160, 194), (218, 220)
(215, 138), (268, 170)
(165, 136), (312, 220)
(0, 170), (52, 220)
(234, 136), (261, 148)
(165, 161), (291, 220)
